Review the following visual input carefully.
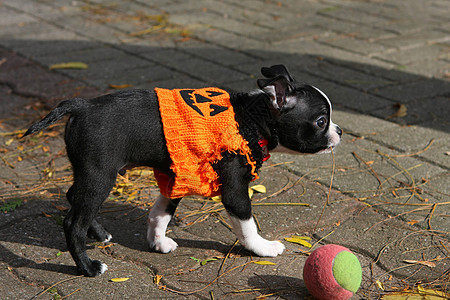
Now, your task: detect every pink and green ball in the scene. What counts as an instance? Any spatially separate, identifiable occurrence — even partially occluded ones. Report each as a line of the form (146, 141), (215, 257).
(303, 244), (362, 300)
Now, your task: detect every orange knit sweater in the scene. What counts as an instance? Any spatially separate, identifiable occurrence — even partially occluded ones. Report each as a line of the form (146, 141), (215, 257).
(154, 87), (257, 199)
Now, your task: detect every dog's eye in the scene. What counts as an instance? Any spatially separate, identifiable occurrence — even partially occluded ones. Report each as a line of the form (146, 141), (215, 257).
(316, 117), (327, 128)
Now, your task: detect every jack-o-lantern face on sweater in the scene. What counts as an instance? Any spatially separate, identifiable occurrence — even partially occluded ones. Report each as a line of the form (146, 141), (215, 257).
(179, 89), (229, 117)
(154, 87), (258, 199)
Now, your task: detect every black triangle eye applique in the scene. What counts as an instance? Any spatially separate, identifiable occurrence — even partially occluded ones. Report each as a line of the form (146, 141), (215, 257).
(179, 89), (228, 117)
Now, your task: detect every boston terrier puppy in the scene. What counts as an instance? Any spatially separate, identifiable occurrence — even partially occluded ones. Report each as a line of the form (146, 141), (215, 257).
(24, 65), (342, 277)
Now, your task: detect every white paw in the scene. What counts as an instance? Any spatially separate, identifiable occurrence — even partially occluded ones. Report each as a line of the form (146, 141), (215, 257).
(245, 237), (285, 257)
(103, 233), (112, 243)
(99, 263), (108, 275)
(150, 237), (178, 253)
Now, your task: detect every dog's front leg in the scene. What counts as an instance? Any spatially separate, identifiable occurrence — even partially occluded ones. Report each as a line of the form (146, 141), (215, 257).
(219, 156), (285, 257)
(147, 194), (181, 253)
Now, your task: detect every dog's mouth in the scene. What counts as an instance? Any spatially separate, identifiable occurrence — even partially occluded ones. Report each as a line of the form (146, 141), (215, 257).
(318, 143), (339, 154)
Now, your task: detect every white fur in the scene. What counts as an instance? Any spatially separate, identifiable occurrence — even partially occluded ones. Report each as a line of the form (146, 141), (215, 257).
(102, 233), (113, 243)
(229, 215), (285, 257)
(147, 194), (178, 253)
(99, 263), (108, 274)
(312, 85), (332, 113)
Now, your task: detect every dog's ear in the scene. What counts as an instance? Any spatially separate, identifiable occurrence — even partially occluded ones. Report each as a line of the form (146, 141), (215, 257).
(260, 64), (294, 82)
(257, 75), (296, 112)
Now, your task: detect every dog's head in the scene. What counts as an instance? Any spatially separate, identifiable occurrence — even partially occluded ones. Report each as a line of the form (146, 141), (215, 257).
(257, 65), (342, 154)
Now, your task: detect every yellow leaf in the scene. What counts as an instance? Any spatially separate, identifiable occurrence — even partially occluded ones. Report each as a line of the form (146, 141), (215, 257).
(17, 145), (24, 151)
(5, 138), (13, 146)
(211, 195), (221, 202)
(376, 279), (385, 291)
(248, 188), (254, 199)
(284, 236), (312, 248)
(17, 156), (22, 161)
(50, 62), (88, 70)
(250, 184), (266, 193)
(381, 288), (449, 299)
(109, 84), (133, 89)
(110, 277), (129, 282)
(252, 260), (276, 265)
(153, 274), (163, 284)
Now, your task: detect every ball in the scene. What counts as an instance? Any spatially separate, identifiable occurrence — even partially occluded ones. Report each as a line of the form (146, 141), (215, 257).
(303, 244), (362, 300)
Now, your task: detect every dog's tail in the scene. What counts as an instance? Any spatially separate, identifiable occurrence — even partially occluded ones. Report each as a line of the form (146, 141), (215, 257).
(23, 98), (88, 137)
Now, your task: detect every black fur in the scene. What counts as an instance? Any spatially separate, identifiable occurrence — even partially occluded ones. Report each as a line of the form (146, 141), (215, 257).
(24, 65), (341, 276)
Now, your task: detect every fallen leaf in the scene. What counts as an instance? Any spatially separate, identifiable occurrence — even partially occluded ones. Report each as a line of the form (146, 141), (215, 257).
(248, 188), (254, 199)
(98, 244), (114, 249)
(5, 138), (14, 146)
(250, 184), (266, 193)
(376, 279), (385, 291)
(201, 258), (217, 265)
(252, 260), (276, 265)
(284, 235), (312, 248)
(189, 257), (200, 263)
(49, 62), (88, 70)
(109, 83), (133, 89)
(110, 277), (129, 282)
(211, 195), (221, 201)
(54, 205), (68, 211)
(403, 259), (436, 268)
(381, 287), (449, 299)
(153, 274), (163, 284)
(386, 103), (407, 119)
(407, 220), (419, 225)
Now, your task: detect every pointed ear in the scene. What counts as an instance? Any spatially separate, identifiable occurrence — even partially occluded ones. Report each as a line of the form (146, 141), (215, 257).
(257, 76), (294, 111)
(260, 64), (294, 82)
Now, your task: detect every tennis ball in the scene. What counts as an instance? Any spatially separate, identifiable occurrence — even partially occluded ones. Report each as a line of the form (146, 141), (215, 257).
(303, 244), (362, 300)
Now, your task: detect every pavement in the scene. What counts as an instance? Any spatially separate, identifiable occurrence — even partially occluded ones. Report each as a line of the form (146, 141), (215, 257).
(0, 0), (449, 299)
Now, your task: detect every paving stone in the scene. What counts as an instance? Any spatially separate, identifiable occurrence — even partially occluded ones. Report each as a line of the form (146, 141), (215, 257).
(370, 78), (450, 103)
(1, 0), (449, 298)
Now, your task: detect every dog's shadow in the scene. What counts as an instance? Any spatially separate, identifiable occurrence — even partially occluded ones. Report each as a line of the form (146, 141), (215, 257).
(247, 274), (308, 299)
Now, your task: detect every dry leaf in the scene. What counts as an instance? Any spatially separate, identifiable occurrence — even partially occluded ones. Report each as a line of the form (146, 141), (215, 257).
(153, 274), (163, 284)
(252, 260), (276, 265)
(109, 84), (133, 89)
(284, 236), (312, 248)
(98, 244), (114, 249)
(49, 62), (88, 70)
(403, 259), (436, 268)
(376, 279), (385, 291)
(407, 220), (419, 225)
(386, 103), (407, 119)
(211, 195), (221, 202)
(381, 287), (449, 299)
(110, 277), (129, 282)
(250, 184), (266, 193)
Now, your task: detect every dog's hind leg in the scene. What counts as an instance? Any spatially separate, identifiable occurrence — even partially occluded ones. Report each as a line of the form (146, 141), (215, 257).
(63, 173), (116, 277)
(67, 186), (112, 243)
(147, 194), (181, 253)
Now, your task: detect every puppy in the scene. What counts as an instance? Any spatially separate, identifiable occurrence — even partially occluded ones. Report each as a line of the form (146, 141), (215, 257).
(24, 65), (342, 277)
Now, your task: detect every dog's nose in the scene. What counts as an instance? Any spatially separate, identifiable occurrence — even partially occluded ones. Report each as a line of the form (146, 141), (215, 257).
(336, 126), (343, 136)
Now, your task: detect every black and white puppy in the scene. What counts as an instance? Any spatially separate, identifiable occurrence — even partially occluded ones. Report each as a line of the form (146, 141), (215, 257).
(24, 65), (341, 277)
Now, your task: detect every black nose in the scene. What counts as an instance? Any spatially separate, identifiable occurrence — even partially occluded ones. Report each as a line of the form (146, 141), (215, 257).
(336, 126), (343, 136)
